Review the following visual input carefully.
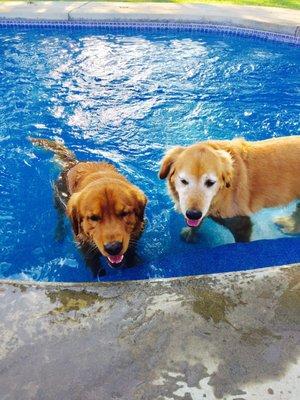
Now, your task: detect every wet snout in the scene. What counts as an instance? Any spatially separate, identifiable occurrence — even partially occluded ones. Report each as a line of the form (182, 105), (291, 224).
(104, 241), (123, 256)
(180, 188), (207, 228)
(179, 178), (217, 227)
(94, 221), (129, 267)
(102, 235), (127, 266)
(185, 209), (203, 227)
(103, 241), (124, 265)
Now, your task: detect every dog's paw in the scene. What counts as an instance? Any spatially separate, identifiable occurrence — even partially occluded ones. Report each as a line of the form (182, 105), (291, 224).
(180, 227), (198, 243)
(97, 268), (106, 278)
(274, 215), (300, 235)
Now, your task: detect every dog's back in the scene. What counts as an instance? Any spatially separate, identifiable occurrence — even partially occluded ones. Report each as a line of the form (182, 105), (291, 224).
(29, 137), (77, 169)
(225, 136), (300, 212)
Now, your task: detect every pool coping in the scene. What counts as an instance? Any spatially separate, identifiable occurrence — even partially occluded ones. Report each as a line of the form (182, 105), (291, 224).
(0, 1), (299, 42)
(0, 263), (298, 287)
(1, 263), (299, 400)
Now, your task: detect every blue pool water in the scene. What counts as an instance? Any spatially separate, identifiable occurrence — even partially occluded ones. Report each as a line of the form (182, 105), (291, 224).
(0, 26), (299, 282)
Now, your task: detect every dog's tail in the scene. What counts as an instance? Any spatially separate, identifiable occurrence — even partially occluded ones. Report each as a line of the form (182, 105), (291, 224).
(29, 137), (77, 169)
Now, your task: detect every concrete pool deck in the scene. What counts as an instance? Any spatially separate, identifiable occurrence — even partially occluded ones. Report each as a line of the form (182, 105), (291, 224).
(0, 1), (299, 36)
(0, 265), (299, 399)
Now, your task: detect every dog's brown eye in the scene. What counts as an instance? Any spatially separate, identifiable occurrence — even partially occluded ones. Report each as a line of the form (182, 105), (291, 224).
(89, 215), (100, 221)
(180, 178), (189, 185)
(205, 179), (216, 187)
(119, 210), (131, 218)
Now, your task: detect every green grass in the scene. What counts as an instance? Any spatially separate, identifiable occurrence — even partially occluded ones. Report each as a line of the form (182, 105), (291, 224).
(0, 0), (300, 10)
(4, 1), (299, 10)
(103, 0), (300, 9)
(158, 0), (300, 9)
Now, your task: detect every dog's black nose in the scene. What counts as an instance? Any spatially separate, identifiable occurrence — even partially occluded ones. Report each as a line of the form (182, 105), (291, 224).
(186, 209), (203, 220)
(104, 241), (123, 255)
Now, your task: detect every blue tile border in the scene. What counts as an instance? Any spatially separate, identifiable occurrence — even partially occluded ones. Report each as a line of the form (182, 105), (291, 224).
(0, 18), (299, 46)
(97, 237), (300, 282)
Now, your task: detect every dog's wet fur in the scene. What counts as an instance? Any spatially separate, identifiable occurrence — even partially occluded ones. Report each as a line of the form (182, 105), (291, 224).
(30, 138), (147, 277)
(29, 136), (299, 276)
(159, 137), (300, 241)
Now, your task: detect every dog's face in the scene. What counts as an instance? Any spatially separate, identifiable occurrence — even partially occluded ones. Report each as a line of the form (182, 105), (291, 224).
(159, 144), (233, 227)
(67, 181), (147, 266)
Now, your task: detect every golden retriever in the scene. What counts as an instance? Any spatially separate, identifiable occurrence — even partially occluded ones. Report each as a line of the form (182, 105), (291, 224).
(30, 138), (147, 276)
(159, 137), (300, 242)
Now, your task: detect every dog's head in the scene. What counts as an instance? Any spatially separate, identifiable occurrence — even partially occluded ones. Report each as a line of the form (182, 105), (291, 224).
(159, 143), (233, 227)
(67, 181), (147, 267)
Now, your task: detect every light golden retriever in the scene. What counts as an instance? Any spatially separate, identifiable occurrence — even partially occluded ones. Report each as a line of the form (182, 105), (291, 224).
(159, 137), (300, 242)
(30, 138), (147, 276)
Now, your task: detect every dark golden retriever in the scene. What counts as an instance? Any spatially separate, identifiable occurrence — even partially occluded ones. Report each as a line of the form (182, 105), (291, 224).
(30, 138), (147, 276)
(159, 137), (300, 242)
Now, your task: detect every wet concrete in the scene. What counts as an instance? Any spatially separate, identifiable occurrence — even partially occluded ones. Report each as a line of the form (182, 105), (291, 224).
(0, 265), (299, 400)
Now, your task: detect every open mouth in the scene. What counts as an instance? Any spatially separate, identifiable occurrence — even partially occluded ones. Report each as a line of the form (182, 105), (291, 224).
(106, 254), (124, 266)
(186, 218), (202, 228)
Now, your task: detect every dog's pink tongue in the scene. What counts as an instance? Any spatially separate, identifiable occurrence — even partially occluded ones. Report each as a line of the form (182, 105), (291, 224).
(186, 218), (201, 227)
(108, 254), (124, 264)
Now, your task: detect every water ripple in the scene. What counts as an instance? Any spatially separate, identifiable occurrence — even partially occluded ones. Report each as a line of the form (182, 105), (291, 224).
(0, 27), (299, 281)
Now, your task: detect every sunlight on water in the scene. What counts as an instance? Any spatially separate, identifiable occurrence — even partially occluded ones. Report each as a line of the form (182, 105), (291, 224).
(0, 27), (299, 281)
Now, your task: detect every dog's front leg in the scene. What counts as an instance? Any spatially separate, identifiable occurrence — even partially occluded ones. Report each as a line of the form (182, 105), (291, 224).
(211, 215), (253, 243)
(54, 194), (67, 243)
(53, 178), (70, 243)
(79, 242), (106, 278)
(180, 226), (199, 243)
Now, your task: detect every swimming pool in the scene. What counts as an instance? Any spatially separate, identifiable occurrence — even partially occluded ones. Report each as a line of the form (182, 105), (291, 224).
(0, 23), (299, 282)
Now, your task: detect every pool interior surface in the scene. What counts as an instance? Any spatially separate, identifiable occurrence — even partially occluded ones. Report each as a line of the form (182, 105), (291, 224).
(0, 26), (299, 282)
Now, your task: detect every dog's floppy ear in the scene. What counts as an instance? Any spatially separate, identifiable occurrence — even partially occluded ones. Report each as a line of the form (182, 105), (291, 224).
(216, 150), (234, 188)
(67, 192), (81, 236)
(159, 146), (184, 179)
(133, 188), (147, 221)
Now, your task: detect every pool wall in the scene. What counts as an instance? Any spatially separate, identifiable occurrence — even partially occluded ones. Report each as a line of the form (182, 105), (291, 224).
(0, 1), (299, 44)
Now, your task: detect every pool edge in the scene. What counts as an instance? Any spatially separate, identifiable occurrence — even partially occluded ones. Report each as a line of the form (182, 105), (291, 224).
(0, 1), (299, 42)
(0, 262), (298, 287)
(0, 263), (299, 399)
